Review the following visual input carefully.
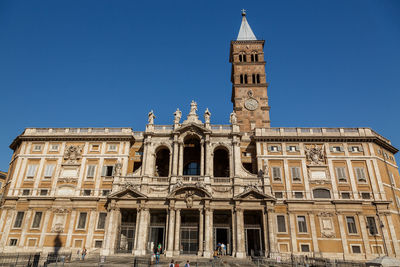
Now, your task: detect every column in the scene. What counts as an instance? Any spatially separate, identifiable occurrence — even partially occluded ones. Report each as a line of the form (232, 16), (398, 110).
(262, 208), (269, 256)
(205, 140), (211, 176)
(309, 213), (319, 253)
(204, 208), (213, 258)
(337, 213), (349, 256)
(267, 208), (277, 254)
(19, 209), (33, 247)
(288, 214), (298, 252)
(166, 208), (176, 257)
(231, 209), (237, 256)
(283, 159), (292, 198)
(172, 140), (179, 176)
(133, 209), (141, 251)
(200, 140), (204, 176)
(38, 210), (51, 248)
(198, 209), (204, 256)
(136, 208), (150, 255)
(174, 209), (181, 255)
(346, 160), (359, 200)
(0, 209), (16, 250)
(103, 207), (119, 255)
(235, 208), (246, 258)
(65, 210), (77, 248)
(178, 143), (184, 176)
(358, 215), (371, 256)
(85, 210), (97, 248)
(386, 214), (400, 256)
(379, 213), (394, 256)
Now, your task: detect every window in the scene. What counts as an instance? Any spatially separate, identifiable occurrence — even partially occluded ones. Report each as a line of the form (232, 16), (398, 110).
(377, 149), (382, 155)
(361, 192), (371, 199)
(108, 144), (117, 152)
(336, 167), (347, 182)
(135, 151), (143, 156)
(274, 192), (283, 198)
(297, 216), (307, 233)
(26, 164), (38, 178)
(86, 165), (96, 178)
(346, 216), (357, 234)
(102, 190), (110, 196)
(240, 74), (248, 84)
(102, 165), (114, 177)
(300, 244), (310, 252)
(349, 146), (363, 152)
(351, 245), (361, 254)
(272, 167), (281, 181)
(294, 192), (304, 199)
(287, 145), (298, 152)
(277, 215), (286, 233)
(77, 212), (87, 229)
(83, 190), (91, 196)
(31, 212), (43, 228)
(354, 167), (367, 182)
(291, 167), (301, 182)
(40, 189), (48, 196)
(22, 189), (30, 196)
(331, 146), (343, 152)
(95, 240), (103, 248)
(90, 144), (100, 151)
(183, 162), (200, 176)
(97, 213), (107, 229)
(49, 144), (59, 152)
(44, 164), (55, 178)
(389, 172), (395, 185)
(269, 145), (280, 152)
(13, 212), (24, 228)
(366, 217), (378, 235)
(313, 189), (331, 199)
(9, 239), (17, 246)
(372, 245), (383, 254)
(32, 145), (42, 152)
(341, 192), (351, 199)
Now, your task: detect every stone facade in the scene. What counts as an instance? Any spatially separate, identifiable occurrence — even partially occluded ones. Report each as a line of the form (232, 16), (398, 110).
(0, 13), (399, 262)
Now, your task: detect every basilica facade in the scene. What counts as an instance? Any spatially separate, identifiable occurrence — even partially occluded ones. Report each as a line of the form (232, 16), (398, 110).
(0, 12), (400, 261)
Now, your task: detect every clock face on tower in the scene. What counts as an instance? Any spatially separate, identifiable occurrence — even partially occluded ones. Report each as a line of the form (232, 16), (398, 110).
(244, 98), (258, 111)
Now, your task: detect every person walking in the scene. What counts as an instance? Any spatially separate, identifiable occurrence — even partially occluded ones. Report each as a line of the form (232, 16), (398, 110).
(155, 248), (160, 264)
(221, 243), (226, 256)
(184, 260), (190, 267)
(81, 247), (87, 261)
(169, 259), (175, 267)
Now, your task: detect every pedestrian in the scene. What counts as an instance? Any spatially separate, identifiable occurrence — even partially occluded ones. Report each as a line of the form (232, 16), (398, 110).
(221, 243), (226, 256)
(155, 248), (160, 264)
(169, 259), (175, 267)
(76, 249), (80, 260)
(213, 249), (218, 259)
(81, 247), (87, 260)
(184, 260), (190, 267)
(175, 261), (180, 267)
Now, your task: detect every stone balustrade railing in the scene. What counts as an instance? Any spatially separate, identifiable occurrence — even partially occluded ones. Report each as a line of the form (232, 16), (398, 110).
(24, 127), (132, 135)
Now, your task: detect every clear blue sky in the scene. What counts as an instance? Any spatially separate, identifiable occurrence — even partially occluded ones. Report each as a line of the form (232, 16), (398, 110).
(0, 0), (399, 171)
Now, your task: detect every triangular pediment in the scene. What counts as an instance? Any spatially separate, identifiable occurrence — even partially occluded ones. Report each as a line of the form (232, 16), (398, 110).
(174, 123), (211, 135)
(108, 186), (147, 199)
(234, 188), (275, 201)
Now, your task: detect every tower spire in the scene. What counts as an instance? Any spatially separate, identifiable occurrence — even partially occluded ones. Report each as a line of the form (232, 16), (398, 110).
(237, 10), (257, 41)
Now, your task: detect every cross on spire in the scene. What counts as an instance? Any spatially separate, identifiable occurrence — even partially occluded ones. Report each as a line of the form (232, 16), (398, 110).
(241, 9), (246, 16)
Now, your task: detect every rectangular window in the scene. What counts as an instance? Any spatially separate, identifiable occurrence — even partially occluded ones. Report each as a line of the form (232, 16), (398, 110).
(331, 146), (343, 152)
(274, 192), (283, 198)
(277, 215), (286, 233)
(95, 240), (103, 248)
(90, 144), (100, 151)
(22, 189), (30, 196)
(272, 167), (281, 181)
(366, 217), (378, 235)
(354, 167), (367, 182)
(86, 165), (96, 178)
(346, 216), (357, 234)
(351, 245), (361, 254)
(108, 144), (117, 152)
(83, 190), (91, 196)
(291, 167), (301, 181)
(349, 146), (363, 152)
(9, 239), (17, 246)
(44, 164), (55, 178)
(49, 144), (59, 152)
(77, 212), (87, 229)
(287, 145), (298, 152)
(389, 172), (395, 185)
(300, 244), (310, 252)
(102, 166), (114, 177)
(294, 192), (303, 199)
(297, 216), (307, 233)
(26, 164), (38, 178)
(269, 145), (280, 152)
(372, 245), (383, 254)
(102, 190), (110, 196)
(341, 192), (351, 199)
(336, 167), (347, 182)
(40, 189), (48, 196)
(361, 192), (370, 199)
(33, 145), (42, 152)
(31, 212), (43, 228)
(13, 212), (24, 228)
(97, 213), (107, 229)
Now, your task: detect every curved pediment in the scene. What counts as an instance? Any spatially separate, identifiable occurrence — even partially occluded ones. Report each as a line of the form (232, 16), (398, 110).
(108, 186), (147, 199)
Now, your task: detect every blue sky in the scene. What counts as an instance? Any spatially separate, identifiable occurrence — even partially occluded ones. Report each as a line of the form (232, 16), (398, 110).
(0, 0), (399, 171)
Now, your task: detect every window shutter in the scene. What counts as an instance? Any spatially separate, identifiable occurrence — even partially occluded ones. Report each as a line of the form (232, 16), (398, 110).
(295, 145), (300, 151)
(44, 165), (55, 177)
(101, 166), (107, 177)
(87, 165), (95, 178)
(277, 146), (281, 151)
(340, 146), (344, 152)
(267, 146), (271, 152)
(348, 147), (353, 152)
(329, 147), (334, 152)
(27, 165), (37, 177)
(359, 146), (364, 152)
(286, 146), (290, 152)
(112, 165), (116, 176)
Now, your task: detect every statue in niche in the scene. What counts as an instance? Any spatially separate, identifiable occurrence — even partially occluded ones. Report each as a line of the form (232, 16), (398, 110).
(174, 108), (182, 124)
(189, 100), (198, 115)
(305, 144), (325, 165)
(148, 110), (155, 125)
(230, 111), (238, 125)
(115, 160), (122, 176)
(64, 145), (82, 163)
(184, 190), (194, 208)
(204, 108), (211, 124)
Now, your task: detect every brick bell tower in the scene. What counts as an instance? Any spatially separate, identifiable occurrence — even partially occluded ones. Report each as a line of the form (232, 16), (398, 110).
(230, 10), (271, 132)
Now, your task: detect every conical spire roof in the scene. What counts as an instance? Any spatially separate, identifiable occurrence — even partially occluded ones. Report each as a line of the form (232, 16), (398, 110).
(237, 10), (257, 41)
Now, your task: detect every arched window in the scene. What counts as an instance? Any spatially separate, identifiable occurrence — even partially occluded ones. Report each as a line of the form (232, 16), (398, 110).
(183, 137), (201, 176)
(255, 54), (259, 62)
(313, 188), (331, 199)
(252, 74), (256, 84)
(240, 74), (244, 84)
(251, 54), (255, 62)
(213, 148), (229, 177)
(155, 147), (170, 177)
(244, 74), (248, 84)
(243, 54), (247, 62)
(239, 54), (243, 62)
(256, 74), (260, 84)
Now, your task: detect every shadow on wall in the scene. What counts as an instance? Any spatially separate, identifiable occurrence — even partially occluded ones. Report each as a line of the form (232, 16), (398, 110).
(53, 233), (62, 255)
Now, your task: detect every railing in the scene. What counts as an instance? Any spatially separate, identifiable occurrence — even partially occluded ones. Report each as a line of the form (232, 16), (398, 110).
(213, 177), (231, 183)
(25, 127), (132, 135)
(182, 176), (204, 182)
(152, 177), (169, 183)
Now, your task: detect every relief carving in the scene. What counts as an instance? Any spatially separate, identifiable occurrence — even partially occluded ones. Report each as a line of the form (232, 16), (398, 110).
(63, 145), (82, 163)
(305, 145), (325, 165)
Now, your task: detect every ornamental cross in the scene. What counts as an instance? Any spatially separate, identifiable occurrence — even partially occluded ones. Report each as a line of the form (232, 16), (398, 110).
(241, 9), (246, 15)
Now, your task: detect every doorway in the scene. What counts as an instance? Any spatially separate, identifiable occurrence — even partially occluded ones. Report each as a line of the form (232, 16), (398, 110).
(245, 228), (262, 256)
(180, 210), (199, 254)
(149, 227), (165, 253)
(214, 227), (231, 255)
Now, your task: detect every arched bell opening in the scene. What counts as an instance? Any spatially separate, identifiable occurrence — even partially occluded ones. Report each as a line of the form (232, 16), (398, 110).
(183, 137), (201, 176)
(155, 147), (170, 177)
(213, 147), (230, 177)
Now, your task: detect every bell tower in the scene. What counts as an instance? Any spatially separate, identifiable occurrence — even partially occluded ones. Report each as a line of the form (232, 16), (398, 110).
(230, 10), (271, 132)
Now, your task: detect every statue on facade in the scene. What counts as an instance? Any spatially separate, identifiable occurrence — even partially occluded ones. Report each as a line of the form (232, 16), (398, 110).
(305, 145), (325, 165)
(189, 100), (198, 115)
(174, 108), (182, 124)
(230, 111), (238, 125)
(64, 145), (82, 163)
(148, 110), (155, 125)
(115, 160), (122, 176)
(204, 108), (211, 124)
